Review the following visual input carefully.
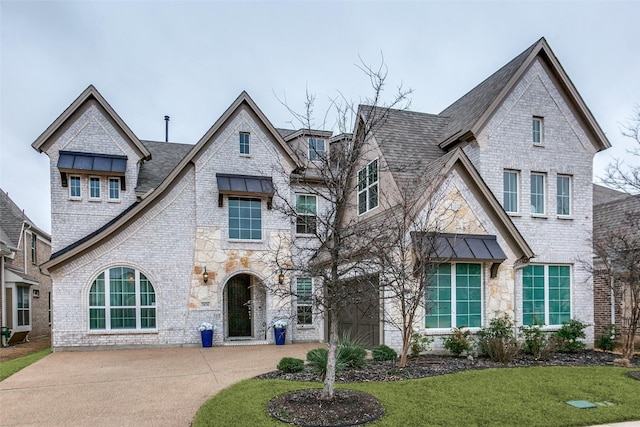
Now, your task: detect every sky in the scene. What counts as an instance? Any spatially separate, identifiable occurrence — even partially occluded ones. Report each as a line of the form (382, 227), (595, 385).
(1, 1), (639, 234)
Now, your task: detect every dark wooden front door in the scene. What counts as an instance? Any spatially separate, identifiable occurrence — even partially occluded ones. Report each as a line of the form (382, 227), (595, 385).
(337, 274), (380, 348)
(227, 275), (252, 337)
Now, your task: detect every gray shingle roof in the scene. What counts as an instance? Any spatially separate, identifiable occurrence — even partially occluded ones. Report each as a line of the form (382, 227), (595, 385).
(593, 193), (640, 239)
(0, 188), (36, 247)
(136, 140), (194, 194)
(438, 39), (539, 144)
(593, 184), (630, 206)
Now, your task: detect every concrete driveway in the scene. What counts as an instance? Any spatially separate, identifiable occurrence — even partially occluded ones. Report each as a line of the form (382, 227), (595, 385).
(0, 343), (318, 426)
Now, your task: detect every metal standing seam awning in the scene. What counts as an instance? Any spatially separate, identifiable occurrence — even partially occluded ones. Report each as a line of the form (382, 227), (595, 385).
(411, 232), (507, 278)
(216, 173), (275, 207)
(57, 151), (128, 189)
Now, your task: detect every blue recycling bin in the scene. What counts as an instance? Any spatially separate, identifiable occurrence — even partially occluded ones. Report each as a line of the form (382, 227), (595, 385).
(274, 327), (286, 345)
(201, 329), (213, 347)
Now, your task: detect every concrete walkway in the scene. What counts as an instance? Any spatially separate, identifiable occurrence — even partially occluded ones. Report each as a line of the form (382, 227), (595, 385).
(0, 343), (318, 426)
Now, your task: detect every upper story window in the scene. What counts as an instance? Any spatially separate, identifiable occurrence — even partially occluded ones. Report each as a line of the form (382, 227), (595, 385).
(90, 176), (101, 200)
(530, 173), (545, 215)
(296, 277), (313, 325)
(358, 159), (379, 215)
(425, 263), (482, 329)
(240, 132), (250, 155)
(308, 138), (325, 161)
(89, 267), (156, 330)
(503, 170), (519, 214)
(228, 197), (262, 240)
(296, 195), (317, 235)
(533, 117), (543, 144)
(109, 178), (120, 201)
(522, 265), (571, 326)
(30, 233), (37, 264)
(557, 175), (571, 216)
(69, 175), (81, 199)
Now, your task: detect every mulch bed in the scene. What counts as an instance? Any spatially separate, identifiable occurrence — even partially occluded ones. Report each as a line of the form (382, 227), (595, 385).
(259, 351), (637, 426)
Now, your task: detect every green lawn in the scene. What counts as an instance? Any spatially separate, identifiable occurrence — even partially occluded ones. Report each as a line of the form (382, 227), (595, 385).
(0, 348), (51, 382)
(193, 366), (640, 427)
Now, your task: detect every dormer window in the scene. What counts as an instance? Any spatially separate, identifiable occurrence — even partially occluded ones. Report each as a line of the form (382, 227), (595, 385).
(533, 117), (543, 144)
(308, 138), (325, 161)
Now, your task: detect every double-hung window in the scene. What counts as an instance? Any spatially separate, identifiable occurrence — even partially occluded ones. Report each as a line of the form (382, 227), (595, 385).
(530, 173), (545, 215)
(557, 175), (571, 216)
(89, 267), (156, 330)
(308, 138), (325, 161)
(109, 178), (120, 201)
(17, 286), (30, 326)
(358, 159), (379, 215)
(228, 197), (262, 240)
(533, 117), (543, 144)
(70, 175), (81, 199)
(296, 277), (313, 325)
(425, 263), (482, 329)
(30, 233), (37, 264)
(240, 132), (250, 155)
(522, 265), (571, 326)
(503, 170), (519, 213)
(89, 177), (101, 200)
(296, 195), (317, 234)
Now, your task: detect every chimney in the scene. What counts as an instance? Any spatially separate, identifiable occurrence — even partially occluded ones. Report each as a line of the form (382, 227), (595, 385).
(164, 115), (170, 142)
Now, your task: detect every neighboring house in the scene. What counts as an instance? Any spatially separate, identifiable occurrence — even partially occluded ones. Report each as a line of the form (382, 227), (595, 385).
(592, 184), (639, 339)
(33, 37), (609, 351)
(0, 189), (52, 346)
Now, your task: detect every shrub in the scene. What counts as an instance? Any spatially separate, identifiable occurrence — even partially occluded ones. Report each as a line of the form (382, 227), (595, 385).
(372, 344), (398, 361)
(519, 324), (555, 360)
(595, 324), (616, 352)
(443, 327), (474, 356)
(337, 333), (367, 369)
(553, 319), (587, 353)
(410, 330), (434, 357)
(478, 315), (520, 363)
(277, 357), (304, 373)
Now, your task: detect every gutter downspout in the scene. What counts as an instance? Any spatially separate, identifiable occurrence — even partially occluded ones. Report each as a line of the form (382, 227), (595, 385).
(610, 276), (616, 327)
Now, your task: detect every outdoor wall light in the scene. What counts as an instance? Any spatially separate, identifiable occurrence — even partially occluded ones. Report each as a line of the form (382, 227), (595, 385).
(278, 270), (285, 285)
(203, 266), (209, 283)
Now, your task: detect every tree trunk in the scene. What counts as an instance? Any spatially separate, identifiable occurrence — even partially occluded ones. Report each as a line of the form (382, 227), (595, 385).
(399, 325), (410, 367)
(322, 309), (339, 399)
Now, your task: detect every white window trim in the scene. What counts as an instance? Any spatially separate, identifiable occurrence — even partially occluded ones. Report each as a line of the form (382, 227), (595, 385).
(503, 170), (519, 214)
(425, 263), (484, 332)
(521, 264), (572, 327)
(108, 177), (121, 202)
(357, 158), (379, 215)
(556, 175), (572, 217)
(69, 175), (82, 200)
(89, 176), (101, 201)
(308, 138), (325, 161)
(296, 277), (314, 327)
(240, 132), (250, 156)
(533, 117), (543, 145)
(530, 172), (546, 216)
(295, 194), (317, 236)
(88, 268), (157, 331)
(16, 285), (31, 328)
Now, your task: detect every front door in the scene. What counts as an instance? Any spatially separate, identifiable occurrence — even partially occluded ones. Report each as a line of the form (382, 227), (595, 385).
(227, 275), (252, 337)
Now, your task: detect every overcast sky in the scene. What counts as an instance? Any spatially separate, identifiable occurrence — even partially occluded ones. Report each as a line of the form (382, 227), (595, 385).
(1, 1), (639, 234)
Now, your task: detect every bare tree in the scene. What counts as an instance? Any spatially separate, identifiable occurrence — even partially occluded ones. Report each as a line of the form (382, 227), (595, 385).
(265, 59), (412, 399)
(592, 208), (640, 358)
(602, 105), (640, 194)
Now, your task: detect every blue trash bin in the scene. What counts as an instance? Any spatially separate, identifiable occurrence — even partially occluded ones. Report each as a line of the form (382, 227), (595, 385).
(201, 329), (213, 347)
(274, 327), (286, 345)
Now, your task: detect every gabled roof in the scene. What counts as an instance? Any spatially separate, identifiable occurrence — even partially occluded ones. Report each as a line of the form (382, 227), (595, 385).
(593, 184), (630, 207)
(32, 85), (151, 160)
(439, 37), (611, 152)
(43, 91), (300, 270)
(0, 189), (50, 249)
(594, 193), (640, 240)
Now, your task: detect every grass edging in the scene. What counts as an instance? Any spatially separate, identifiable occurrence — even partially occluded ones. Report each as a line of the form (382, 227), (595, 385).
(193, 366), (640, 427)
(0, 348), (52, 382)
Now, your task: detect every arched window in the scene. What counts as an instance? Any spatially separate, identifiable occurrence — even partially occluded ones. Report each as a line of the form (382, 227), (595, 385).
(89, 267), (156, 330)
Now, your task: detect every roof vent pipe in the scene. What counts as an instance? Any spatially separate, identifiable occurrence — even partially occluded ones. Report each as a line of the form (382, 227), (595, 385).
(164, 115), (170, 142)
